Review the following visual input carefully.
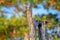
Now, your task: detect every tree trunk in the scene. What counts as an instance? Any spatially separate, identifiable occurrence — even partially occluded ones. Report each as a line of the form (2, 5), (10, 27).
(27, 8), (35, 40)
(41, 21), (46, 40)
(23, 3), (35, 40)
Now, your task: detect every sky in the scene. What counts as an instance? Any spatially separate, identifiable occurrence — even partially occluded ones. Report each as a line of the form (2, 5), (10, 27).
(1, 4), (60, 18)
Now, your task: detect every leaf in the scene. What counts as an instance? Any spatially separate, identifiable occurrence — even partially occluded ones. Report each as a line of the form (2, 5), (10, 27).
(20, 0), (26, 4)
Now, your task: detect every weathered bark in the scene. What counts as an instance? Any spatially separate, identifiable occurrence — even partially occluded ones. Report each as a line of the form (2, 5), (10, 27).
(27, 8), (35, 40)
(41, 21), (46, 40)
(23, 3), (35, 40)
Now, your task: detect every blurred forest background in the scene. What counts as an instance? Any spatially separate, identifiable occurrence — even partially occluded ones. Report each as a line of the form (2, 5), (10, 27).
(0, 0), (60, 40)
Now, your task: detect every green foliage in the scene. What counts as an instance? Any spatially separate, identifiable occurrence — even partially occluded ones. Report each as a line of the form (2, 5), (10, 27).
(0, 0), (60, 11)
(34, 13), (58, 29)
(12, 0), (17, 4)
(0, 14), (28, 37)
(20, 0), (26, 4)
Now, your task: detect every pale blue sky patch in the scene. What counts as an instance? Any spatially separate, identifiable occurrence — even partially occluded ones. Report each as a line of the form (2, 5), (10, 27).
(48, 8), (58, 14)
(36, 4), (44, 9)
(15, 11), (23, 17)
(1, 4), (60, 18)
(57, 11), (60, 18)
(1, 6), (15, 14)
(5, 14), (12, 19)
(32, 7), (48, 15)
